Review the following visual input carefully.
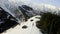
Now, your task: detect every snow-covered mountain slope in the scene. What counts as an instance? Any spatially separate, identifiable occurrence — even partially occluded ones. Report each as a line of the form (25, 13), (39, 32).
(0, 0), (25, 23)
(18, 4), (60, 20)
(21, 3), (60, 16)
(1, 15), (42, 34)
(0, 0), (60, 22)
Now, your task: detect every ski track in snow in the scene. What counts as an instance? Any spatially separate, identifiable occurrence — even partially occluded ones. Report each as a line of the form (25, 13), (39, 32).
(1, 15), (43, 34)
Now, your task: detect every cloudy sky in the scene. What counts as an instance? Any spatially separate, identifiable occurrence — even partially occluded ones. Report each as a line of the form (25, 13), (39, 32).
(8, 0), (60, 7)
(32, 0), (60, 7)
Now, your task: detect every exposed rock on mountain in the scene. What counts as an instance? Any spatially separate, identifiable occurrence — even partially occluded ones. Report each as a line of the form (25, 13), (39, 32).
(0, 7), (18, 33)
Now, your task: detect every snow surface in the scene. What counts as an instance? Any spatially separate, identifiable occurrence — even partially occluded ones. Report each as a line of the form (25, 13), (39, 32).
(1, 15), (43, 34)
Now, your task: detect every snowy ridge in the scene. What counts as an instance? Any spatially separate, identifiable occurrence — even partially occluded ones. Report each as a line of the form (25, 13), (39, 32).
(17, 3), (60, 20)
(26, 3), (60, 15)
